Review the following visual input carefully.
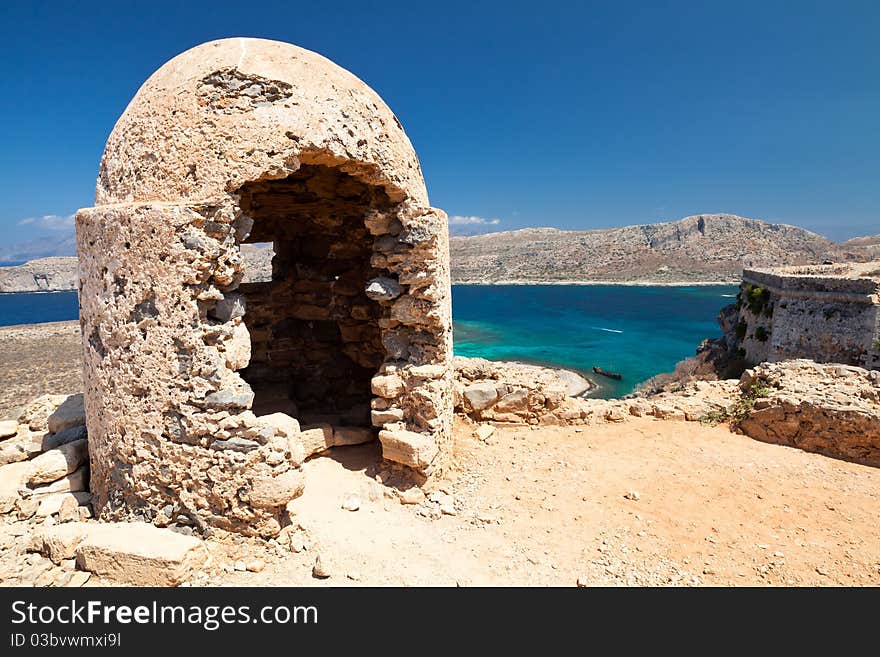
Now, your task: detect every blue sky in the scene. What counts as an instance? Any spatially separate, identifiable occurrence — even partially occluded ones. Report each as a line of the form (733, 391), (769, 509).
(0, 0), (877, 258)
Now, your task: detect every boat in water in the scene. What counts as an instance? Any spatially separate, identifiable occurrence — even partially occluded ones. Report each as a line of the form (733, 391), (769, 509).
(592, 366), (623, 381)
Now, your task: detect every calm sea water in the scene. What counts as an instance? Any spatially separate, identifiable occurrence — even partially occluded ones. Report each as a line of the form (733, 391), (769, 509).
(0, 291), (80, 327)
(452, 284), (737, 397)
(0, 285), (737, 397)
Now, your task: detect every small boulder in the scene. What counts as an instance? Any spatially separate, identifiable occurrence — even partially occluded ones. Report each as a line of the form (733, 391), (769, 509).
(30, 466), (88, 496)
(35, 492), (91, 518)
(41, 425), (88, 452)
(248, 469), (305, 509)
(29, 523), (90, 565)
(47, 394), (85, 435)
(474, 424), (496, 441)
(0, 420), (18, 439)
(19, 394), (68, 432)
(463, 383), (499, 412)
(28, 439), (89, 485)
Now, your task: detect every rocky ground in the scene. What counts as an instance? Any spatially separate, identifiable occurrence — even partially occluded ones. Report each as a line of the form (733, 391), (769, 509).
(0, 321), (83, 418)
(1, 321), (879, 586)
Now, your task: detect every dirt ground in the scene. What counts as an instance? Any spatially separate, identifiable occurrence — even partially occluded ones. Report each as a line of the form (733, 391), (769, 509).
(194, 416), (880, 587)
(0, 321), (83, 419)
(2, 321), (879, 586)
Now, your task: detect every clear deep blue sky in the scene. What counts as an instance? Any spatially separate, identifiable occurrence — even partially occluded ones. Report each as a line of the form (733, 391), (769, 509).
(0, 0), (877, 256)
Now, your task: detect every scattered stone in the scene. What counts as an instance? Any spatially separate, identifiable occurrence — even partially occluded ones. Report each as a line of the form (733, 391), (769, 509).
(58, 495), (80, 523)
(397, 487), (425, 505)
(576, 577), (589, 587)
(246, 559), (265, 573)
(234, 560), (246, 572)
(462, 383), (499, 412)
(36, 492), (91, 518)
(248, 469), (305, 509)
(347, 570), (361, 581)
(0, 420), (17, 439)
(341, 495), (361, 512)
(17, 497), (39, 520)
(623, 491), (641, 501)
(28, 439), (89, 486)
(41, 424), (88, 451)
(474, 424), (496, 441)
(65, 571), (91, 587)
(312, 554), (331, 579)
(47, 394), (85, 434)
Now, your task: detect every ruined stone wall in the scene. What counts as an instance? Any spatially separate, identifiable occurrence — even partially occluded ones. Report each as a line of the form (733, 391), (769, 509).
(736, 266), (880, 370)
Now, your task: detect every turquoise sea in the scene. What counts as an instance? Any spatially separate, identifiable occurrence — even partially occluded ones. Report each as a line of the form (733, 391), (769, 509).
(0, 285), (737, 397)
(452, 284), (738, 397)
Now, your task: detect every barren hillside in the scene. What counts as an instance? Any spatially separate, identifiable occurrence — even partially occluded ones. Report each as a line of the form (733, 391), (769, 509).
(451, 214), (863, 283)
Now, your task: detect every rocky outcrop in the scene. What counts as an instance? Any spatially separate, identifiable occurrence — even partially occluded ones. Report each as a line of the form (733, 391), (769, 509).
(0, 393), (91, 516)
(738, 360), (880, 466)
(451, 214), (870, 284)
(0, 257), (77, 293)
(454, 356), (593, 424)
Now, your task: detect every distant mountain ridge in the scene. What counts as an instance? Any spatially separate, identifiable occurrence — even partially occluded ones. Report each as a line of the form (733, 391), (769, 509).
(450, 214), (872, 284)
(0, 214), (875, 292)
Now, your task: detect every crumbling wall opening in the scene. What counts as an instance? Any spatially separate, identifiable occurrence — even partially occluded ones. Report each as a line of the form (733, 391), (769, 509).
(236, 164), (394, 428)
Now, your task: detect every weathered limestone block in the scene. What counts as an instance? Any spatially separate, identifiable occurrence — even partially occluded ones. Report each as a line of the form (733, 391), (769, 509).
(737, 360), (880, 466)
(248, 470), (306, 509)
(0, 431), (43, 466)
(463, 383), (498, 412)
(29, 466), (89, 496)
(41, 424), (87, 451)
(47, 394), (85, 434)
(372, 374), (406, 398)
(75, 523), (208, 586)
(379, 429), (439, 470)
(0, 461), (32, 514)
(0, 420), (17, 439)
(27, 439), (88, 485)
(29, 523), (91, 565)
(19, 394), (69, 432)
(35, 491), (91, 517)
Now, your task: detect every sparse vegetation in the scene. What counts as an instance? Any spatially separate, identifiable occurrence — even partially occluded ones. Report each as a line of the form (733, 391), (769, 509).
(700, 378), (772, 426)
(754, 326), (770, 342)
(735, 320), (748, 339)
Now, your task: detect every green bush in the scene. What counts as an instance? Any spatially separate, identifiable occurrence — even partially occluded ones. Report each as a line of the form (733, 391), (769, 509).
(754, 326), (770, 342)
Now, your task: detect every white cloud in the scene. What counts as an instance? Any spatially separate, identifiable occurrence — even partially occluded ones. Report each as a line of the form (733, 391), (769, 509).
(448, 215), (501, 226)
(18, 214), (75, 231)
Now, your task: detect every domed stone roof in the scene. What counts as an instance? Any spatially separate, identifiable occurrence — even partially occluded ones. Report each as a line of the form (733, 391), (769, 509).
(96, 37), (428, 206)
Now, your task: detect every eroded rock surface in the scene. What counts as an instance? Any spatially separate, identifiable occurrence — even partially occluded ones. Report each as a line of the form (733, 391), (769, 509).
(738, 360), (880, 466)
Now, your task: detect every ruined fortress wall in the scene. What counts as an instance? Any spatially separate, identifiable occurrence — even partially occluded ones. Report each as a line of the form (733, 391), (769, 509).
(738, 267), (880, 370)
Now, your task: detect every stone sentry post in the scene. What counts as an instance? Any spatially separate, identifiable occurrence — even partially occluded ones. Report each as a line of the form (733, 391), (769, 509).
(75, 38), (453, 537)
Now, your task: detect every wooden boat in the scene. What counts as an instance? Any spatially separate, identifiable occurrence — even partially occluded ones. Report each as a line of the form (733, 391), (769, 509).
(592, 366), (622, 381)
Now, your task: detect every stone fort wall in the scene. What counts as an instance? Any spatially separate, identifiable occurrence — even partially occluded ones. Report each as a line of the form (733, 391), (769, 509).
(735, 263), (880, 370)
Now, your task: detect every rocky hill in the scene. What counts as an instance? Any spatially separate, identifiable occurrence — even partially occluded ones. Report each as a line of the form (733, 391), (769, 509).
(0, 258), (78, 293)
(450, 214), (864, 284)
(1, 215), (874, 291)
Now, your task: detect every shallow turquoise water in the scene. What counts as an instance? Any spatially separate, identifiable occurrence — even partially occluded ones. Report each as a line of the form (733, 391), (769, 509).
(0, 286), (738, 399)
(452, 284), (738, 398)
